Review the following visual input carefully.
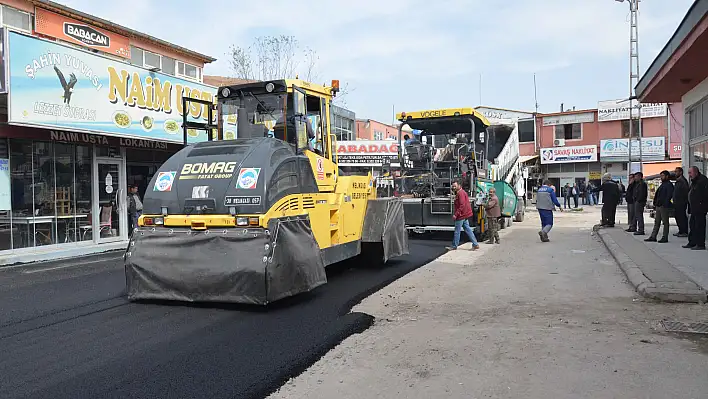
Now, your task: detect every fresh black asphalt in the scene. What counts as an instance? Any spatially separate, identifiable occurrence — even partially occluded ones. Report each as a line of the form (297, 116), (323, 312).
(0, 239), (447, 399)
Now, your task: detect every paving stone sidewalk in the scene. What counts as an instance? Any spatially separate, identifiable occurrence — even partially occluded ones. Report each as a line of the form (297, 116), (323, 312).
(597, 225), (707, 303)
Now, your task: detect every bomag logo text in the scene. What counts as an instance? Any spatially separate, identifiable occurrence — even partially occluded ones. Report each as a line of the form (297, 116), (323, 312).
(179, 162), (237, 180)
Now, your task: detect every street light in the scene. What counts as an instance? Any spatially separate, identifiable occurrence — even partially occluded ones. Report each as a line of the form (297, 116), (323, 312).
(615, 0), (643, 175)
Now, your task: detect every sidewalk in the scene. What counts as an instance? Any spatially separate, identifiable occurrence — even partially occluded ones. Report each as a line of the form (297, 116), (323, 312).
(597, 216), (708, 303)
(269, 208), (708, 399)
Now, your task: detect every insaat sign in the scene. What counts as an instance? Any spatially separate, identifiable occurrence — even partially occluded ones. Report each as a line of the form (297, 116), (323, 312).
(540, 145), (597, 164)
(337, 141), (400, 167)
(597, 99), (667, 122)
(64, 23), (109, 48)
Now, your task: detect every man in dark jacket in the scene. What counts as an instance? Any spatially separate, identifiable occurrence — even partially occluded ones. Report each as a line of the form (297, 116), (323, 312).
(673, 166), (690, 237)
(625, 173), (636, 232)
(646, 170), (674, 243)
(685, 166), (708, 250)
(447, 181), (480, 251)
(632, 172), (648, 235)
(593, 173), (621, 227)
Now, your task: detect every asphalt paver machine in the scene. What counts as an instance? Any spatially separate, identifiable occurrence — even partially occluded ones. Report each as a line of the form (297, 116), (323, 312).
(124, 79), (409, 305)
(395, 108), (517, 239)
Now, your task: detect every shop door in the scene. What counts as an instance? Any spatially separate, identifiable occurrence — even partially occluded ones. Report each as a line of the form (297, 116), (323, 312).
(95, 159), (125, 243)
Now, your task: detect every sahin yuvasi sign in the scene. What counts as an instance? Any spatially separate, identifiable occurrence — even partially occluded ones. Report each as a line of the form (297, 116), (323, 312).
(7, 31), (216, 144)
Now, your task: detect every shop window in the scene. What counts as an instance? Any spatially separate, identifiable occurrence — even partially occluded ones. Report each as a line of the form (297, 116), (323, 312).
(554, 123), (581, 140)
(518, 119), (535, 143)
(374, 131), (383, 141)
(2, 141), (93, 251)
(1, 5), (31, 32)
(162, 56), (176, 76)
(690, 142), (707, 176)
(130, 46), (144, 66)
(621, 119), (643, 138)
(144, 51), (161, 69)
(178, 61), (200, 81)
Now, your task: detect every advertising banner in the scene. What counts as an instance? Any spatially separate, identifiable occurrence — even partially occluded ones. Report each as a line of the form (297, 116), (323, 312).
(599, 137), (666, 161)
(35, 8), (131, 58)
(7, 31), (216, 144)
(597, 99), (667, 122)
(540, 145), (597, 164)
(337, 140), (400, 167)
(0, 28), (5, 93)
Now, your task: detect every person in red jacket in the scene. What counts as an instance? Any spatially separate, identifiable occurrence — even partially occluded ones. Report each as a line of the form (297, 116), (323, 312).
(447, 181), (480, 251)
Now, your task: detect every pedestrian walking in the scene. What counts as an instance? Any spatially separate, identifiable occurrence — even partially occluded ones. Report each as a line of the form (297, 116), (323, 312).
(536, 180), (562, 242)
(485, 187), (501, 244)
(632, 172), (648, 235)
(563, 183), (572, 209)
(573, 183), (580, 208)
(127, 184), (143, 236)
(625, 173), (637, 231)
(447, 181), (480, 251)
(593, 173), (620, 227)
(672, 166), (690, 238)
(646, 170), (674, 243)
(684, 166), (708, 250)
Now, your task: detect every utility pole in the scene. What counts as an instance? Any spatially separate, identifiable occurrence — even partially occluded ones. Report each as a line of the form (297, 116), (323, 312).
(618, 0), (643, 174)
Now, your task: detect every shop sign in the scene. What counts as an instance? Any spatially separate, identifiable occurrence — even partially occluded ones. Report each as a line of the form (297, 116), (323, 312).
(670, 144), (682, 159)
(542, 112), (594, 126)
(540, 145), (597, 164)
(589, 171), (602, 180)
(599, 137), (665, 161)
(34, 8), (131, 58)
(337, 140), (400, 167)
(597, 99), (667, 122)
(7, 31), (216, 144)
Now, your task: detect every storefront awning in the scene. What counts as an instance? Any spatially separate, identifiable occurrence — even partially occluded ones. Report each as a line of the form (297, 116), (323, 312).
(519, 155), (539, 163)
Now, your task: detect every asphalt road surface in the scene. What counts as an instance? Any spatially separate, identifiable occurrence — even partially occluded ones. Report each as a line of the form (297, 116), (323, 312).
(0, 239), (446, 399)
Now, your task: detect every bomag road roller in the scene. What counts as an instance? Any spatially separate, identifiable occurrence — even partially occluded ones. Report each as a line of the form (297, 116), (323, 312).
(124, 79), (409, 305)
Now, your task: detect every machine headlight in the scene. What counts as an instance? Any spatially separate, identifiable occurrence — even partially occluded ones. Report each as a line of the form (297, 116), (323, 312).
(236, 217), (248, 226)
(221, 87), (231, 98)
(265, 82), (275, 92)
(153, 217), (164, 225)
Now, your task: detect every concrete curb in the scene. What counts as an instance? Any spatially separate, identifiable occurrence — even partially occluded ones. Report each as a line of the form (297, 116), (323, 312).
(595, 226), (707, 303)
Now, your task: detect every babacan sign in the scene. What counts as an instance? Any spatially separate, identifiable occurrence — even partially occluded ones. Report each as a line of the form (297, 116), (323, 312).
(337, 141), (400, 167)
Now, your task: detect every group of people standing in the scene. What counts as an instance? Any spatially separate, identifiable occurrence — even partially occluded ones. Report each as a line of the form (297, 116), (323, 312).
(447, 181), (502, 251)
(632, 166), (708, 250)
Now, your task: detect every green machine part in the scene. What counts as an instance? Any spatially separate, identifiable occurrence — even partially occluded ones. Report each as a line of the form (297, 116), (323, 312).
(476, 179), (518, 218)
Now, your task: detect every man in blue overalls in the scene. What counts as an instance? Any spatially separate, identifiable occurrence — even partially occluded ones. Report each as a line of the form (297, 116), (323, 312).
(536, 180), (562, 242)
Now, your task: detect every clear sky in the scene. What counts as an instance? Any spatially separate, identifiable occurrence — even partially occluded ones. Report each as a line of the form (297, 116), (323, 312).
(62, 0), (695, 124)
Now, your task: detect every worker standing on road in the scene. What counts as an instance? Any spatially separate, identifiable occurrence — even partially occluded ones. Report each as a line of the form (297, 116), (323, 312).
(447, 181), (480, 251)
(536, 180), (562, 242)
(632, 172), (649, 235)
(485, 187), (501, 244)
(672, 166), (690, 238)
(646, 170), (674, 243)
(625, 173), (637, 231)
